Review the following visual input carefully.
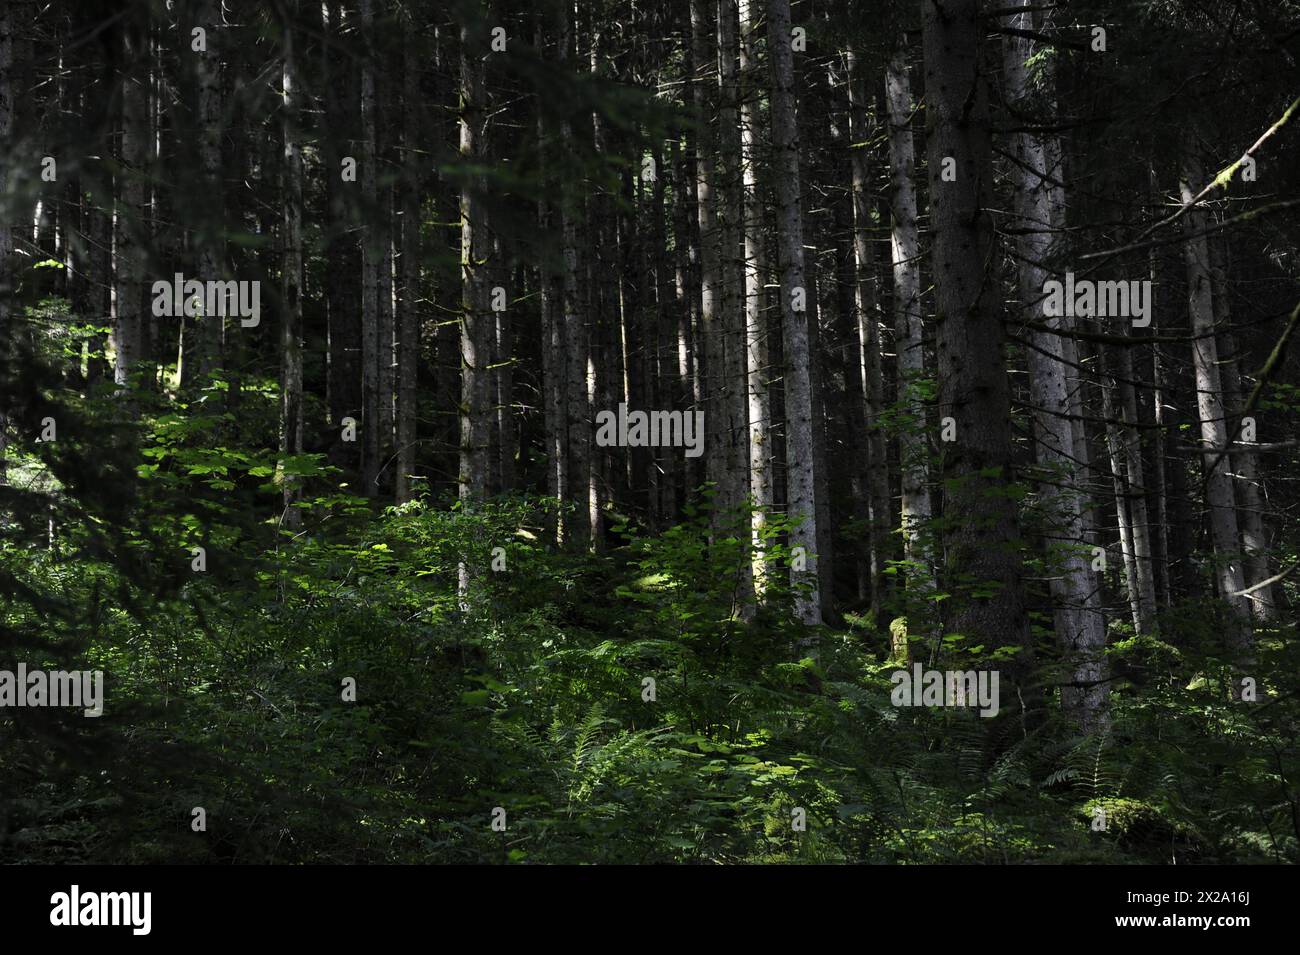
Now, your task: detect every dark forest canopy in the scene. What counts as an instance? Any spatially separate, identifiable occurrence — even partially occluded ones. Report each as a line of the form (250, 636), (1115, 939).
(0, 0), (1298, 864)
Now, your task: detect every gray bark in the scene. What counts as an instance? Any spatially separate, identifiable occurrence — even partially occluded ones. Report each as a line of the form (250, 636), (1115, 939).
(767, 0), (821, 625)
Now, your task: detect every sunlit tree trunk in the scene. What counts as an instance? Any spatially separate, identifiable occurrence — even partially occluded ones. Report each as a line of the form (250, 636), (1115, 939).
(767, 0), (821, 626)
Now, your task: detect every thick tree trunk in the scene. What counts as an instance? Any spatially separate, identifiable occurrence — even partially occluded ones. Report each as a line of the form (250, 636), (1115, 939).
(884, 39), (932, 594)
(180, 0), (224, 387)
(767, 0), (821, 626)
(924, 0), (1035, 696)
(1004, 5), (1108, 726)
(324, 0), (362, 476)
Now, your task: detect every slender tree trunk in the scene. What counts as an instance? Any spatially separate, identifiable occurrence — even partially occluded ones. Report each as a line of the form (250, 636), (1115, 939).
(671, 134), (699, 511)
(1180, 147), (1254, 665)
(395, 30), (421, 504)
(833, 95), (871, 606)
(739, 0), (771, 596)
(536, 65), (567, 542)
(113, 20), (148, 392)
(459, 21), (490, 506)
(651, 143), (677, 527)
(1101, 370), (1143, 629)
(844, 48), (890, 613)
(690, 0), (727, 539)
(558, 5), (591, 548)
(279, 4), (305, 527)
(767, 0), (821, 626)
(1211, 235), (1275, 620)
(1116, 345), (1157, 628)
(359, 0), (382, 494)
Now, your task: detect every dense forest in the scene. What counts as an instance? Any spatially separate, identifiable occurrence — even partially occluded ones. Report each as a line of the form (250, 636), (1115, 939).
(1, 0), (1298, 865)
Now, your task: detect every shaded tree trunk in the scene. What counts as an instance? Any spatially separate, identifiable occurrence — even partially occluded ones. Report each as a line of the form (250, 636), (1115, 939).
(279, 4), (305, 527)
(923, 0), (1035, 696)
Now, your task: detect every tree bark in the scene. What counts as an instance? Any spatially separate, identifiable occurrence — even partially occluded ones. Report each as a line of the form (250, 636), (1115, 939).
(279, 3), (305, 527)
(1180, 147), (1254, 664)
(113, 18), (148, 392)
(395, 28), (422, 504)
(1210, 235), (1275, 621)
(739, 0), (771, 596)
(885, 38), (933, 590)
(359, 0), (382, 494)
(924, 0), (1035, 694)
(845, 47), (891, 613)
(1004, 2), (1108, 726)
(767, 0), (821, 626)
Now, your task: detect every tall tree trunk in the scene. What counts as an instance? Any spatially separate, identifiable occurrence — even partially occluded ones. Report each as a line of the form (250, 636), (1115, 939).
(1211, 235), (1275, 620)
(395, 26), (422, 504)
(459, 21), (490, 506)
(739, 0), (771, 595)
(1004, 3), (1108, 725)
(833, 86), (871, 606)
(885, 38), (932, 591)
(324, 0), (362, 476)
(848, 46), (891, 611)
(0, 0), (10, 483)
(279, 4), (305, 527)
(670, 134), (699, 512)
(767, 0), (821, 626)
(359, 0), (382, 494)
(1180, 147), (1254, 667)
(924, 0), (1035, 697)
(718, 0), (752, 608)
(179, 0), (224, 387)
(536, 63), (567, 542)
(690, 0), (726, 539)
(113, 19), (148, 392)
(1115, 344), (1158, 629)
(558, 5), (592, 548)
(1100, 349), (1145, 632)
